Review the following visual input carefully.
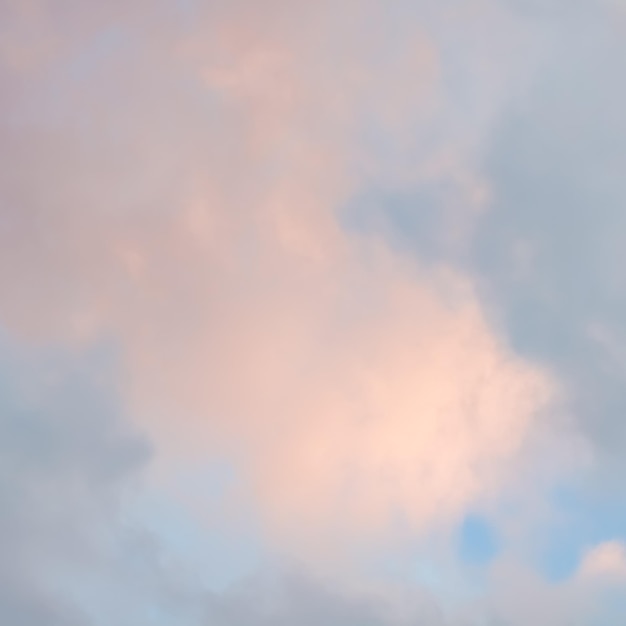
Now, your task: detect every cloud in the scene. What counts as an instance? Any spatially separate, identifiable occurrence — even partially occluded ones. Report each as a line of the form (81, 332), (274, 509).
(468, 0), (626, 473)
(0, 0), (560, 555)
(203, 566), (446, 626)
(4, 0), (626, 624)
(191, 553), (626, 626)
(473, 540), (626, 626)
(578, 541), (626, 581)
(0, 338), (155, 625)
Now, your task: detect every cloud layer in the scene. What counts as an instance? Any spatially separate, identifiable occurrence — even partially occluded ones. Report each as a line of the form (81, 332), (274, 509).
(2, 0), (626, 624)
(0, 0), (558, 550)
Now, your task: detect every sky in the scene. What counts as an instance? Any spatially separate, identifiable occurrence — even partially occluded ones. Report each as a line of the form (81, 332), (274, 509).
(2, 0), (626, 624)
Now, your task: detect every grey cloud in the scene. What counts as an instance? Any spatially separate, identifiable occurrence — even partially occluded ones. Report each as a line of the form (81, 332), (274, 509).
(470, 7), (626, 458)
(203, 568), (446, 626)
(0, 338), (237, 625)
(199, 562), (623, 626)
(0, 339), (155, 625)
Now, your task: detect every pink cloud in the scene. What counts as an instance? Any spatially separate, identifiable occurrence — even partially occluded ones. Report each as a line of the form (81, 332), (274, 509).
(0, 0), (558, 554)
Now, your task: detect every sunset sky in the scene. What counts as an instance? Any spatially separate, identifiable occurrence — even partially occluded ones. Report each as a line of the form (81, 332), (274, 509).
(2, 1), (626, 624)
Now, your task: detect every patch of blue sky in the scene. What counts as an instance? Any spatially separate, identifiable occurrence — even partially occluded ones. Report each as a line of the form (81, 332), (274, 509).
(533, 482), (626, 582)
(458, 514), (500, 567)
